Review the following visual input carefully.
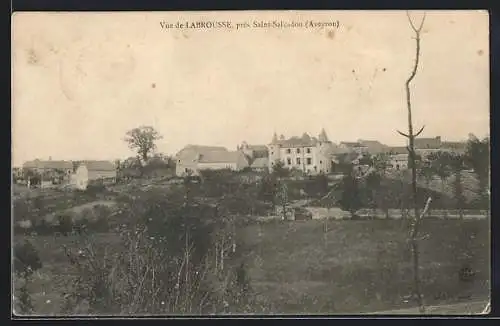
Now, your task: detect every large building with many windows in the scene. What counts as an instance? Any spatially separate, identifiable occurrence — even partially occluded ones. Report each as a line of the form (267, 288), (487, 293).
(267, 129), (335, 175)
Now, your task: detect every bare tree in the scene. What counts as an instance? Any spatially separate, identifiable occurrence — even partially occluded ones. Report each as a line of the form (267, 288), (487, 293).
(396, 11), (428, 313)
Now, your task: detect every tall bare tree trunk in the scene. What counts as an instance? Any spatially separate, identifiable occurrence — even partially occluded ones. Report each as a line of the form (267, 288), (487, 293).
(397, 11), (427, 314)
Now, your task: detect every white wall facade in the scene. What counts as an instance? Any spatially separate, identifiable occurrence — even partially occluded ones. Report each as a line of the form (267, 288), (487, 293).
(268, 144), (332, 175)
(73, 165), (89, 190)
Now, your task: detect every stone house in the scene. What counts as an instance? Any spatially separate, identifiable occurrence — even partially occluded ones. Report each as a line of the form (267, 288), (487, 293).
(72, 161), (117, 190)
(175, 145), (249, 177)
(268, 129), (336, 175)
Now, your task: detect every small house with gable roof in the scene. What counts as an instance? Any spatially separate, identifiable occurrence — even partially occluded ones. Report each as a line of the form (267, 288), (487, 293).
(72, 160), (117, 190)
(175, 145), (250, 177)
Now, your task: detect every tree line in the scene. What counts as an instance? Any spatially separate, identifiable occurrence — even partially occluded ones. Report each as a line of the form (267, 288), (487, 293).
(337, 134), (489, 219)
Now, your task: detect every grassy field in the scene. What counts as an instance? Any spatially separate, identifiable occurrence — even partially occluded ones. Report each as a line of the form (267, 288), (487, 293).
(237, 219), (490, 314)
(14, 218), (490, 315)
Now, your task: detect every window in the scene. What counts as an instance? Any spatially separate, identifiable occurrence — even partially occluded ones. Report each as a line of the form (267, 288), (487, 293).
(320, 160), (322, 164)
(296, 158), (301, 165)
(296, 148), (301, 154)
(306, 148), (311, 154)
(287, 158), (292, 165)
(306, 158), (312, 165)
(178, 160), (181, 163)
(271, 152), (274, 155)
(286, 149), (291, 154)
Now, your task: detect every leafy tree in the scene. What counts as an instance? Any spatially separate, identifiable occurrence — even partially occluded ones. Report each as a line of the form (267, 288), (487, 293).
(449, 153), (466, 219)
(428, 151), (453, 217)
(365, 171), (382, 218)
(338, 173), (362, 218)
(114, 159), (122, 170)
(57, 213), (74, 235)
(258, 174), (278, 210)
(14, 240), (42, 277)
(418, 163), (435, 217)
(334, 152), (357, 174)
(358, 154), (373, 166)
(276, 181), (290, 220)
(372, 153), (389, 173)
(271, 160), (289, 179)
(314, 173), (329, 196)
(14, 240), (42, 315)
(465, 134), (490, 211)
(124, 126), (163, 163)
(23, 169), (40, 187)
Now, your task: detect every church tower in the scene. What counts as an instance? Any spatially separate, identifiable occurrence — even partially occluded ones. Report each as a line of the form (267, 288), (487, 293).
(318, 128), (329, 143)
(267, 132), (281, 170)
(317, 128), (333, 174)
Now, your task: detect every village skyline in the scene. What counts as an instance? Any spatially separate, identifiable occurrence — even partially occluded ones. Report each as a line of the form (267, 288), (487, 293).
(12, 128), (486, 168)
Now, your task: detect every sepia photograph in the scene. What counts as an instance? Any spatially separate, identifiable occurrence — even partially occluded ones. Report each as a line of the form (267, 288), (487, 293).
(11, 10), (490, 316)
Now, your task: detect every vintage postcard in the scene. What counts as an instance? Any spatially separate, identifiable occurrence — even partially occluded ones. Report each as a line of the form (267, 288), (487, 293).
(11, 10), (490, 316)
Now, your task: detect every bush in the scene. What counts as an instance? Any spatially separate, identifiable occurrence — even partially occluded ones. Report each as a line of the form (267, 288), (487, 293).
(57, 213), (74, 235)
(62, 185), (255, 315)
(14, 240), (42, 277)
(85, 183), (107, 196)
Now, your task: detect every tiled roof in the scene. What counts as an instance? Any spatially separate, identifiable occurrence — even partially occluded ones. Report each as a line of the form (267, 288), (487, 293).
(250, 157), (269, 169)
(176, 145), (228, 159)
(340, 142), (364, 148)
(247, 145), (268, 151)
(414, 137), (441, 149)
(23, 160), (73, 170)
(181, 144), (228, 152)
(441, 141), (467, 151)
(271, 130), (330, 147)
(277, 136), (319, 147)
(80, 160), (116, 171)
(358, 140), (389, 154)
(386, 146), (408, 154)
(199, 151), (247, 164)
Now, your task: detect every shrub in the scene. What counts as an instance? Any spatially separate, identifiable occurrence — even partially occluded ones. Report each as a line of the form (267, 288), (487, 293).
(14, 240), (42, 277)
(62, 184), (254, 315)
(84, 183), (107, 196)
(57, 213), (74, 235)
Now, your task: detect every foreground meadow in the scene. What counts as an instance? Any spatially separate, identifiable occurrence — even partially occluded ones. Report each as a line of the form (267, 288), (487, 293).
(14, 218), (489, 315)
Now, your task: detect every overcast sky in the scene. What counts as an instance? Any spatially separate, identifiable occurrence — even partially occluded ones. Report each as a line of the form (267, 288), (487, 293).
(11, 10), (489, 166)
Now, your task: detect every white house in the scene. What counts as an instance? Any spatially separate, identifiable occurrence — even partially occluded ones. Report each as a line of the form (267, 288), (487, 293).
(175, 145), (249, 177)
(388, 154), (409, 170)
(71, 161), (117, 190)
(267, 129), (336, 175)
